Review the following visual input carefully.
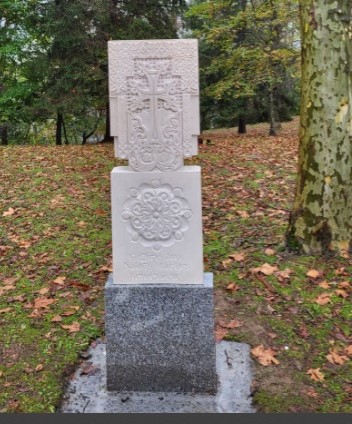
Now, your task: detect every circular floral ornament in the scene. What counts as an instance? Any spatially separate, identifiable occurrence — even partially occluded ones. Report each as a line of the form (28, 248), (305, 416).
(121, 179), (193, 250)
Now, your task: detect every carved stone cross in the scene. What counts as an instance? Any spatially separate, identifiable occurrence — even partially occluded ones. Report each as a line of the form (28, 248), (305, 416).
(109, 40), (200, 171)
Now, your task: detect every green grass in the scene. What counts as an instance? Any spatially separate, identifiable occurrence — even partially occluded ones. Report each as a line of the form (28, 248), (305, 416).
(1, 119), (352, 412)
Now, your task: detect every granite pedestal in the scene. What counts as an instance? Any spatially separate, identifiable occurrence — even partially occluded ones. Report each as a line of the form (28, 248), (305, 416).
(105, 273), (217, 393)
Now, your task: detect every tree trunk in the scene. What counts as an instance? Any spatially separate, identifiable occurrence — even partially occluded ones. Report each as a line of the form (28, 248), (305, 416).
(62, 116), (68, 144)
(238, 116), (246, 134)
(286, 1), (352, 256)
(269, 84), (277, 136)
(0, 125), (8, 145)
(56, 112), (63, 145)
(103, 100), (114, 142)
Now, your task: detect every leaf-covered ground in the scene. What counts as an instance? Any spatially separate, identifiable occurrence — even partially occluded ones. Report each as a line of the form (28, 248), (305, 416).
(1, 118), (352, 412)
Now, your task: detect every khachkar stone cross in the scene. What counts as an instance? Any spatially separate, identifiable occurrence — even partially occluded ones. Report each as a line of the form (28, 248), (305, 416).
(106, 40), (217, 393)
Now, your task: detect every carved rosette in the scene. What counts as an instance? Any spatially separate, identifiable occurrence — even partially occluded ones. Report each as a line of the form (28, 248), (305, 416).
(121, 179), (193, 250)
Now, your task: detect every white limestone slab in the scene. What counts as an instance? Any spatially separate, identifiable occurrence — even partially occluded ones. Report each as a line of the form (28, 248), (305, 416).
(108, 39), (200, 171)
(111, 166), (203, 284)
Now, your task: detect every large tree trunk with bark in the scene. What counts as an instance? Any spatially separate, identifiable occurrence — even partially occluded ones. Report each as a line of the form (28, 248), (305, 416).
(286, 1), (352, 256)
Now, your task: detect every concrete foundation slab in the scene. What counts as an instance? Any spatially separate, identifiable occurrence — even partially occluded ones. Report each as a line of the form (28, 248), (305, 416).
(59, 340), (255, 413)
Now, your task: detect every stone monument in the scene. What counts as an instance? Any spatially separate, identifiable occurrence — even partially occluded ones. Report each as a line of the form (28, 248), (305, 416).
(105, 39), (217, 393)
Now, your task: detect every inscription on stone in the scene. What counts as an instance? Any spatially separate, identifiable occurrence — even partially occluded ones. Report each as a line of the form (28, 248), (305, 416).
(124, 253), (189, 284)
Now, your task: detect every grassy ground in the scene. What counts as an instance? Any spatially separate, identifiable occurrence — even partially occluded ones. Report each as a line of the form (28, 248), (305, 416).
(1, 118), (351, 412)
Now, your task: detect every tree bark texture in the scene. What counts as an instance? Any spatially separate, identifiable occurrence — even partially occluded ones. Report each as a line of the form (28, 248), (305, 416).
(286, 1), (352, 256)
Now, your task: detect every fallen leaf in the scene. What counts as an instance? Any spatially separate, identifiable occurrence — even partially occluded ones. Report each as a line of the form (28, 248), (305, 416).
(37, 287), (49, 295)
(335, 267), (348, 276)
(2, 207), (15, 217)
(80, 362), (96, 375)
(218, 319), (243, 329)
(222, 259), (233, 269)
(251, 344), (280, 366)
(11, 295), (25, 303)
(34, 298), (56, 309)
(318, 281), (330, 289)
(2, 285), (15, 292)
(28, 309), (42, 318)
(68, 282), (90, 291)
(226, 282), (239, 292)
(53, 276), (66, 286)
(50, 195), (65, 207)
(229, 252), (245, 262)
(61, 322), (80, 333)
(215, 326), (228, 342)
(35, 364), (44, 372)
(338, 281), (351, 290)
(0, 308), (12, 314)
(276, 268), (293, 279)
(19, 241), (31, 249)
(78, 221), (86, 228)
(236, 210), (249, 219)
(95, 208), (107, 216)
(298, 325), (309, 338)
(307, 269), (321, 279)
(306, 388), (319, 398)
(98, 265), (113, 273)
(326, 349), (348, 365)
(335, 289), (348, 298)
(61, 306), (79, 317)
(264, 248), (275, 256)
(307, 368), (325, 382)
(344, 345), (352, 356)
(51, 315), (63, 322)
(251, 263), (278, 276)
(2, 277), (18, 285)
(315, 293), (331, 305)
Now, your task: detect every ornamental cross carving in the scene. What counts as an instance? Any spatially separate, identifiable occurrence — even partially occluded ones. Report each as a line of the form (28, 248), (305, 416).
(129, 60), (178, 141)
(108, 40), (200, 172)
(127, 59), (183, 171)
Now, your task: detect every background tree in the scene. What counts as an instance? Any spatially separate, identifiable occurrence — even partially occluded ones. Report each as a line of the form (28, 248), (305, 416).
(286, 1), (352, 256)
(0, 0), (44, 145)
(186, 0), (300, 133)
(1, 0), (187, 145)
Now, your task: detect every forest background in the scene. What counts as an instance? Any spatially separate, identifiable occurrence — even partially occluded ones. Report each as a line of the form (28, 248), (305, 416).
(0, 0), (300, 146)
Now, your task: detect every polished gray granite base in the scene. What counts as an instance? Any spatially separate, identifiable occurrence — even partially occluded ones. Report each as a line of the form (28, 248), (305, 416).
(105, 273), (217, 393)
